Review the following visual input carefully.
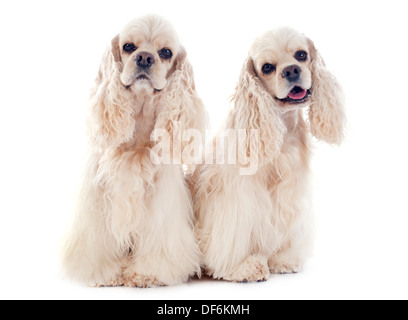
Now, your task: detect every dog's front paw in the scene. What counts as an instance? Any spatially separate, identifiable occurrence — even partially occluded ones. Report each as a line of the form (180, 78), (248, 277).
(94, 278), (125, 288)
(269, 260), (303, 274)
(124, 274), (166, 288)
(223, 255), (270, 283)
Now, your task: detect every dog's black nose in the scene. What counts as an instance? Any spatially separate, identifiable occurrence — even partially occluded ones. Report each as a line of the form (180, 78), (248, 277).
(135, 52), (155, 69)
(282, 65), (301, 82)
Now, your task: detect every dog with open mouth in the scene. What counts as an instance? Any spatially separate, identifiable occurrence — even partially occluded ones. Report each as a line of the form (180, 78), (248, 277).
(191, 27), (346, 282)
(251, 29), (314, 111)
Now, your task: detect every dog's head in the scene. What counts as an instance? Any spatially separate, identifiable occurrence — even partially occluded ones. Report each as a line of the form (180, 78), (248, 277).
(111, 15), (182, 94)
(236, 27), (345, 145)
(250, 27), (313, 111)
(90, 15), (205, 154)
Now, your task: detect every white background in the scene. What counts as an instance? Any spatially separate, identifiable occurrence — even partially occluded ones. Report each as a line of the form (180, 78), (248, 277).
(0, 0), (407, 300)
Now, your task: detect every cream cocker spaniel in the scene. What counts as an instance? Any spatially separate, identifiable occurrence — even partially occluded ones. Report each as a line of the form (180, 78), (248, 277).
(62, 15), (206, 287)
(192, 27), (346, 282)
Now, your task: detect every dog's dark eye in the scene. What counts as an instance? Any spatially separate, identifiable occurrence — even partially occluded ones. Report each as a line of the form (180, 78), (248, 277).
(262, 63), (276, 75)
(159, 48), (173, 60)
(295, 50), (308, 62)
(123, 43), (137, 53)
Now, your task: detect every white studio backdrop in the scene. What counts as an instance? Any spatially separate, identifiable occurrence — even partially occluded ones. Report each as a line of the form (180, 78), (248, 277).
(0, 0), (407, 299)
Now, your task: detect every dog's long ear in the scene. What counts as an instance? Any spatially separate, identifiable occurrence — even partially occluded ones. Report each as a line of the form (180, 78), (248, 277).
(308, 39), (346, 145)
(155, 47), (207, 172)
(88, 35), (135, 150)
(228, 56), (286, 164)
(111, 35), (124, 73)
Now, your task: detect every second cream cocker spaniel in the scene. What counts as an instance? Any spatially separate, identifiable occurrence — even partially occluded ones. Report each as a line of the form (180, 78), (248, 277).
(192, 27), (346, 282)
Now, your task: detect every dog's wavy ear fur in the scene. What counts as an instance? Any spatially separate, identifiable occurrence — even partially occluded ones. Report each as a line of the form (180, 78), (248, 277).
(111, 35), (124, 73)
(228, 57), (286, 163)
(88, 35), (136, 150)
(308, 39), (346, 145)
(155, 47), (207, 172)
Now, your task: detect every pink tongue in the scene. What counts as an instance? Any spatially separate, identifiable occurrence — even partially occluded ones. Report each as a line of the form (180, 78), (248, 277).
(288, 88), (307, 100)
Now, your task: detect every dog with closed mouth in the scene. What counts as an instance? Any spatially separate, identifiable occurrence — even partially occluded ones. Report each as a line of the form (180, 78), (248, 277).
(62, 15), (206, 288)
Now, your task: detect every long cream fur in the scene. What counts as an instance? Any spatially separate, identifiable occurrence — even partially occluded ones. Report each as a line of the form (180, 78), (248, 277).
(192, 27), (345, 282)
(62, 15), (206, 287)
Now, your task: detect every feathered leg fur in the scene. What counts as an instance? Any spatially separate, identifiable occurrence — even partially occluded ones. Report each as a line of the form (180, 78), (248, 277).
(194, 112), (312, 281)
